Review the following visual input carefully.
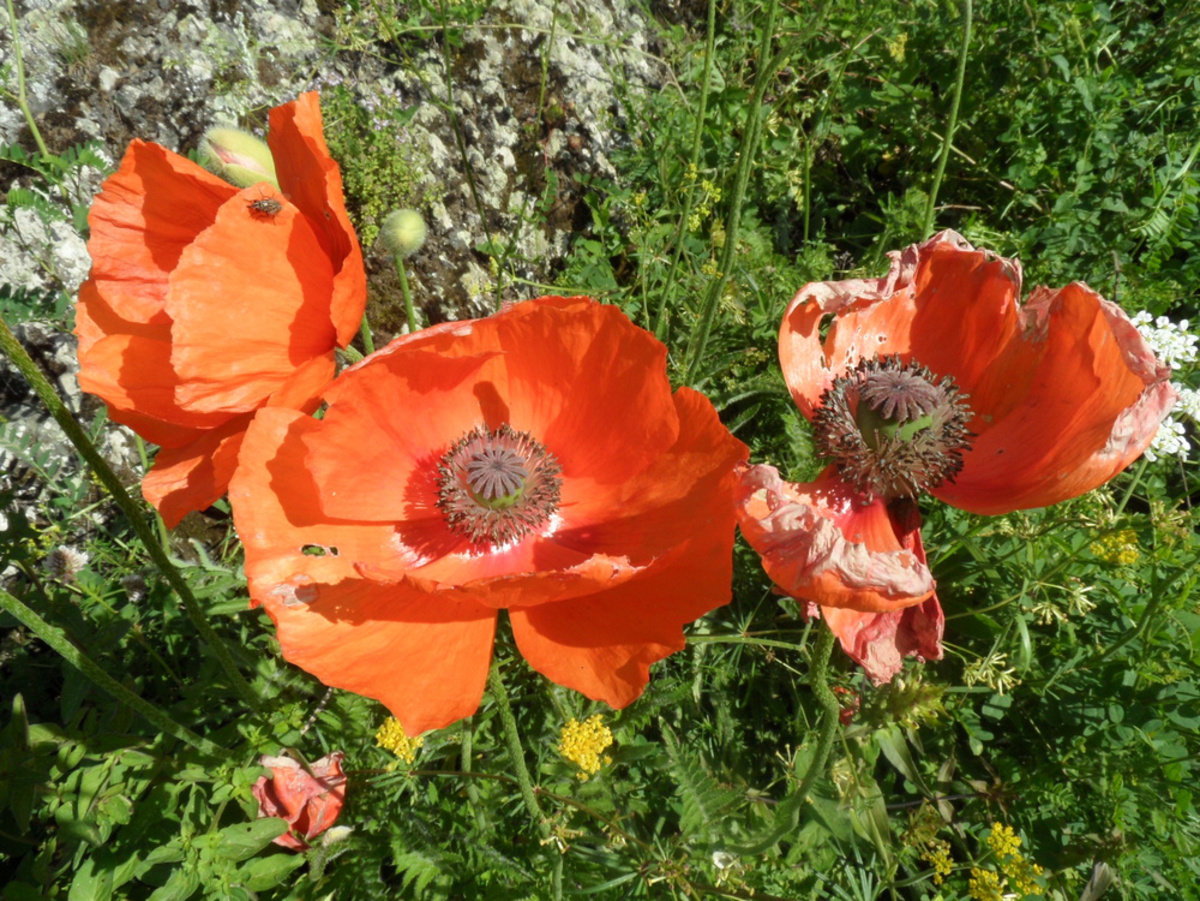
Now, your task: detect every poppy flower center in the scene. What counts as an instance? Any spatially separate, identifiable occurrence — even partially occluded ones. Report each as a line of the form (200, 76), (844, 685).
(436, 424), (563, 545)
(812, 355), (973, 500)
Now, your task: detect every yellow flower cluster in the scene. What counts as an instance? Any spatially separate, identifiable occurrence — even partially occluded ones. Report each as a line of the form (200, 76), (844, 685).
(967, 867), (1004, 901)
(375, 717), (424, 764)
(1090, 529), (1141, 565)
(688, 179), (723, 232)
(920, 838), (953, 885)
(968, 822), (1044, 899)
(558, 715), (614, 780)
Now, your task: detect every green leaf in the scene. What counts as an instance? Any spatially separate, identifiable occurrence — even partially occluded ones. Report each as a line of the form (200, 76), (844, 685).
(146, 866), (200, 901)
(237, 853), (306, 891)
(66, 855), (114, 901)
(214, 819), (289, 862)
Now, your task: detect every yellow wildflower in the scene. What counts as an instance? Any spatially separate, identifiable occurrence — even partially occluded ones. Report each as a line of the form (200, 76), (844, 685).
(920, 838), (953, 885)
(1090, 529), (1140, 565)
(986, 822), (1022, 859)
(558, 715), (614, 780)
(375, 717), (424, 764)
(967, 867), (1003, 901)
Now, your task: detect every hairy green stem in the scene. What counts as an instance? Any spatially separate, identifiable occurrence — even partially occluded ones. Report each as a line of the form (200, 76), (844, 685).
(0, 588), (231, 759)
(0, 319), (260, 710)
(488, 664), (562, 899)
(395, 263), (418, 336)
(652, 0), (718, 339)
(682, 0), (778, 382)
(4, 0), (51, 158)
(358, 313), (376, 355)
(684, 1), (829, 384)
(732, 620), (840, 855)
(921, 0), (972, 237)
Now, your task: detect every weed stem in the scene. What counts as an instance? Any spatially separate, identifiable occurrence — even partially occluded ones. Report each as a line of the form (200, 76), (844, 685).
(921, 0), (972, 237)
(488, 662), (562, 899)
(0, 587), (232, 759)
(652, 0), (717, 339)
(731, 619), (840, 855)
(0, 318), (261, 711)
(5, 0), (51, 158)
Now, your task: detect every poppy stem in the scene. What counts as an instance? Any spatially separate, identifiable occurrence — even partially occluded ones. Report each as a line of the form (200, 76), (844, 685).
(395, 261), (420, 336)
(358, 313), (376, 356)
(0, 587), (232, 760)
(921, 0), (973, 238)
(683, 0), (830, 385)
(0, 318), (261, 712)
(487, 663), (563, 899)
(730, 619), (840, 855)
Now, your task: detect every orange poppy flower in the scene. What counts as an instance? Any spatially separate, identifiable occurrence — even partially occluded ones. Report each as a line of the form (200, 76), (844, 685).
(737, 230), (1176, 681)
(251, 751), (347, 851)
(75, 92), (365, 526)
(229, 296), (749, 735)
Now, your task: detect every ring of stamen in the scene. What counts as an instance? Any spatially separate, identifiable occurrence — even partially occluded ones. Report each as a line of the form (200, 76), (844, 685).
(812, 355), (974, 500)
(437, 424), (562, 545)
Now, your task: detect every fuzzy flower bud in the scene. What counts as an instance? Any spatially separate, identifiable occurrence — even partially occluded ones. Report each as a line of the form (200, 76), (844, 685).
(200, 127), (279, 189)
(382, 209), (427, 259)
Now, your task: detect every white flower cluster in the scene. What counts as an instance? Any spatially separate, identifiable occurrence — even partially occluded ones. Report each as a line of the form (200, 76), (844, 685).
(1131, 313), (1199, 463)
(1131, 311), (1199, 368)
(1145, 417), (1189, 462)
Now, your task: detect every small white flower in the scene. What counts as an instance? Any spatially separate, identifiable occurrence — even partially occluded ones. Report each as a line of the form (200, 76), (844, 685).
(1131, 311), (1199, 369)
(712, 851), (737, 870)
(1144, 416), (1189, 462)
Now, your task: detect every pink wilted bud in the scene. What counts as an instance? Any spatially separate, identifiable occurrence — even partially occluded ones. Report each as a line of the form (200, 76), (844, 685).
(251, 751), (347, 851)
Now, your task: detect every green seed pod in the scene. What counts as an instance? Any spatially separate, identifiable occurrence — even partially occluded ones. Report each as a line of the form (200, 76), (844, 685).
(382, 209), (428, 259)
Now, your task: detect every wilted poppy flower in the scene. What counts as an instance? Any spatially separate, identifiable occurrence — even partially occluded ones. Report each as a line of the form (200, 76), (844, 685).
(75, 92), (365, 526)
(737, 230), (1176, 682)
(251, 751), (347, 851)
(230, 296), (748, 735)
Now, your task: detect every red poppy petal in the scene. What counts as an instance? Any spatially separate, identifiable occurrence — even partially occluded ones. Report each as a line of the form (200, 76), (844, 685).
(735, 463), (935, 612)
(268, 92), (366, 347)
(358, 547), (649, 610)
(820, 596), (944, 684)
(79, 333), (232, 433)
(551, 387), (748, 563)
(781, 232), (1024, 419)
(142, 416), (251, 527)
(303, 349), (496, 522)
(492, 298), (681, 485)
(779, 241), (922, 419)
(232, 408), (498, 735)
(935, 284), (1177, 513)
(509, 488), (736, 707)
(167, 189), (337, 414)
(264, 352), (337, 412)
(83, 140), (235, 325)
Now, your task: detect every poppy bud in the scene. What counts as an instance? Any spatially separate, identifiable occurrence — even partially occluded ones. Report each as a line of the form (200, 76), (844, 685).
(382, 209), (427, 259)
(200, 127), (279, 189)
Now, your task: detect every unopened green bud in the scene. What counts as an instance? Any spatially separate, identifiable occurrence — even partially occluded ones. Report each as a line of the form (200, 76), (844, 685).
(382, 209), (428, 259)
(200, 127), (279, 189)
(321, 826), (354, 846)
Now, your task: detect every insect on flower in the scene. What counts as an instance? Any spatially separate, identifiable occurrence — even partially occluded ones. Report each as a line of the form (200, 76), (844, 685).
(247, 194), (283, 219)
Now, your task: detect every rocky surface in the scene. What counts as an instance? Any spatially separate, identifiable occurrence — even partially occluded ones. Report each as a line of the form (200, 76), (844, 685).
(0, 0), (668, 530)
